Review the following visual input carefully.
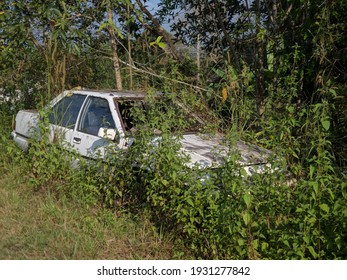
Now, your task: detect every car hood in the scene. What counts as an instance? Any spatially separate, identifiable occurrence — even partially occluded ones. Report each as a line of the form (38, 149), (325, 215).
(180, 133), (271, 168)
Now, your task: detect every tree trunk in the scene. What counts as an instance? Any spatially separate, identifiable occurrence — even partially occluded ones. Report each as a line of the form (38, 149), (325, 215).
(196, 34), (201, 83)
(255, 0), (265, 116)
(127, 4), (133, 90)
(107, 7), (123, 91)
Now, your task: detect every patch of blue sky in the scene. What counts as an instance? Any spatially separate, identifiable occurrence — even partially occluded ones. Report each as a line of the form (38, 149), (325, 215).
(145, 0), (160, 13)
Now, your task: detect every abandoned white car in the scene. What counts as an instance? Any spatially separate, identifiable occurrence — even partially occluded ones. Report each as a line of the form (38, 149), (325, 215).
(11, 89), (273, 175)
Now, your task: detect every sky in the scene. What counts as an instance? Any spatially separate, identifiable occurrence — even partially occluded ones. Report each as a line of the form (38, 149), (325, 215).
(145, 0), (160, 13)
(143, 0), (172, 31)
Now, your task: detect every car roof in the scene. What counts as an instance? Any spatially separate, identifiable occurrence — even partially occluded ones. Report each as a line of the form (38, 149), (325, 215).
(65, 89), (150, 100)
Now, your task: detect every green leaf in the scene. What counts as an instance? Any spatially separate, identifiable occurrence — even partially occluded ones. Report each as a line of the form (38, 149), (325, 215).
(287, 106), (294, 114)
(329, 88), (336, 96)
(158, 42), (166, 49)
(261, 242), (269, 251)
(283, 240), (290, 247)
(149, 36), (165, 49)
(303, 236), (310, 244)
(237, 239), (245, 246)
(156, 36), (163, 43)
(307, 217), (316, 225)
(308, 246), (317, 258)
(162, 179), (169, 186)
(116, 28), (124, 40)
(309, 165), (316, 178)
(321, 119), (330, 131)
(319, 204), (329, 213)
(243, 193), (252, 208)
(312, 182), (319, 195)
(242, 212), (251, 226)
(186, 198), (194, 207)
(253, 239), (259, 250)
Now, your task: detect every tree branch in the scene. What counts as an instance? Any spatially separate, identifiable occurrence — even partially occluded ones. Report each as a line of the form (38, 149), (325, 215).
(135, 0), (181, 61)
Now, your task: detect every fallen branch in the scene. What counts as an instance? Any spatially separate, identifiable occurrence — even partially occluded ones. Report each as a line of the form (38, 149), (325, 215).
(117, 58), (208, 92)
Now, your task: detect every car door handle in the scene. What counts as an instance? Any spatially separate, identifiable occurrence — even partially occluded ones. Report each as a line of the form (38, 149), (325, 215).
(73, 137), (81, 144)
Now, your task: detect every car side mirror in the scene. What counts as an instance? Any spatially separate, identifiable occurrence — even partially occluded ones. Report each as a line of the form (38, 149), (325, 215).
(98, 128), (120, 143)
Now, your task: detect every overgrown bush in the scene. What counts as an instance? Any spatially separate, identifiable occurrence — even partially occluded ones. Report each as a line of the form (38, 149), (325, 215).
(2, 85), (346, 260)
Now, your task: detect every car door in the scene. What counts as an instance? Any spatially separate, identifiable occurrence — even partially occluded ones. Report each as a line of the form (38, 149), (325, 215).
(48, 93), (86, 147)
(71, 96), (123, 158)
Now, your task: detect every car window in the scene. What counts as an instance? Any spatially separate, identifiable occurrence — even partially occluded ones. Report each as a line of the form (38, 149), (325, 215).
(116, 97), (203, 133)
(78, 96), (116, 136)
(117, 100), (143, 132)
(49, 94), (86, 129)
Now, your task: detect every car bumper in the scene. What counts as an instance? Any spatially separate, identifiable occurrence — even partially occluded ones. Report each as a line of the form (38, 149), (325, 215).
(11, 131), (29, 151)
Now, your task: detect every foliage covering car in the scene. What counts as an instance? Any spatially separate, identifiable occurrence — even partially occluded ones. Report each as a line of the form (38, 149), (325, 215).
(11, 89), (274, 175)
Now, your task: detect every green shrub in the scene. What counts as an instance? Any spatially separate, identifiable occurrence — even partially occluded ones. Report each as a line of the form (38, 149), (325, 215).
(3, 86), (346, 260)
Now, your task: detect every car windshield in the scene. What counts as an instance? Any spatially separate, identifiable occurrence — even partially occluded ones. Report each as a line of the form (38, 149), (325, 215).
(115, 95), (204, 133)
